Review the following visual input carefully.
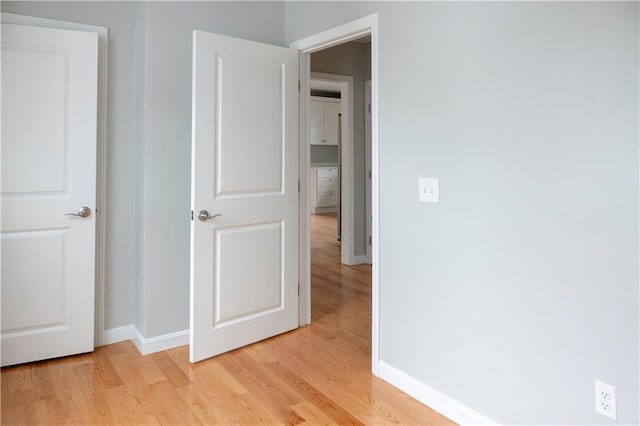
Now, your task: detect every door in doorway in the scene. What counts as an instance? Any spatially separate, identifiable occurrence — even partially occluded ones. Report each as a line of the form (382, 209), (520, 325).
(190, 31), (299, 362)
(1, 23), (99, 366)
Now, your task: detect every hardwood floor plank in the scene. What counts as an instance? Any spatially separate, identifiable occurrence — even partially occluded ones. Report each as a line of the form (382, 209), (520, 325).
(292, 400), (337, 425)
(48, 363), (94, 424)
(1, 213), (454, 425)
(102, 384), (146, 424)
(264, 361), (364, 425)
(149, 351), (191, 388)
(216, 350), (306, 425)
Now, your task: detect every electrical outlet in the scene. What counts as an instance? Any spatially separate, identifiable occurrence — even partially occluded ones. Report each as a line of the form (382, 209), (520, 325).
(595, 381), (616, 420)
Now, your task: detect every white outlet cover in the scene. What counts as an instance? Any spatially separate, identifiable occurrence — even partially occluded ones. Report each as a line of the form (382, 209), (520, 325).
(595, 380), (616, 420)
(419, 177), (439, 203)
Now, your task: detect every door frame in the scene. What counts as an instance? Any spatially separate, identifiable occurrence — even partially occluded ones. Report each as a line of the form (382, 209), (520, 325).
(310, 72), (355, 266)
(364, 80), (372, 264)
(1, 12), (109, 347)
(291, 13), (380, 375)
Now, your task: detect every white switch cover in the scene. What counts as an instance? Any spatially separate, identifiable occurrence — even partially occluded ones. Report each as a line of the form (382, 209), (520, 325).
(419, 177), (439, 203)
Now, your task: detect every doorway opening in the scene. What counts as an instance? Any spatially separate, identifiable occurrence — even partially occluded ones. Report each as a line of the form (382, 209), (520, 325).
(292, 14), (380, 374)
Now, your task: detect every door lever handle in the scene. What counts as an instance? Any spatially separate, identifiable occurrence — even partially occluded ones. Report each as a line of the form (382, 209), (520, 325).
(198, 210), (222, 222)
(65, 206), (91, 218)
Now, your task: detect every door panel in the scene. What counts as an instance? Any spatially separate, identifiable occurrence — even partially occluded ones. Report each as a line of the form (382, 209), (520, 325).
(1, 24), (98, 366)
(191, 31), (298, 363)
(1, 230), (67, 330)
(215, 222), (283, 324)
(2, 47), (68, 194)
(217, 56), (284, 196)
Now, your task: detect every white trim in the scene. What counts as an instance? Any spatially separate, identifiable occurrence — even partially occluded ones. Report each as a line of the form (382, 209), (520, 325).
(1, 12), (109, 349)
(298, 52), (312, 326)
(102, 325), (134, 345)
(132, 328), (189, 356)
(351, 255), (368, 265)
(290, 15), (375, 54)
(364, 80), (372, 265)
(291, 13), (380, 376)
(378, 361), (499, 425)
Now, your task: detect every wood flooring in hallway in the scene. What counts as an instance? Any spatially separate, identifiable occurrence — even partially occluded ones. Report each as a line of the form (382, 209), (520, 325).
(1, 213), (453, 425)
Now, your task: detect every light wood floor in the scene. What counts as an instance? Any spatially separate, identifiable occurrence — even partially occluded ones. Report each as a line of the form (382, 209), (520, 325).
(1, 213), (453, 425)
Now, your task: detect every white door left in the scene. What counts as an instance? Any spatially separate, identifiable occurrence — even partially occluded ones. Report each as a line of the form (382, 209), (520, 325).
(1, 23), (98, 367)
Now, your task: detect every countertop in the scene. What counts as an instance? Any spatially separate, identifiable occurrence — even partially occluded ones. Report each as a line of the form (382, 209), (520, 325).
(310, 162), (339, 168)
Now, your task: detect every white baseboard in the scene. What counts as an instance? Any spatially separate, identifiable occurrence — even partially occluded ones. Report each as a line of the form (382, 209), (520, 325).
(350, 254), (368, 265)
(131, 327), (189, 355)
(378, 361), (498, 425)
(101, 325), (134, 345)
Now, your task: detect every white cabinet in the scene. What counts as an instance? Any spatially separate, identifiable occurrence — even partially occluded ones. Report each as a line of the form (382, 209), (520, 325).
(310, 166), (339, 213)
(310, 97), (341, 145)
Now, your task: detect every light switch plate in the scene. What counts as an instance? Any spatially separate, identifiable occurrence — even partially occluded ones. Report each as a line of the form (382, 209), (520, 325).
(419, 177), (439, 203)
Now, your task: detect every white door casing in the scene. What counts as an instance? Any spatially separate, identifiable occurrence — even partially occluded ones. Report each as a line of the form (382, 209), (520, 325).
(190, 31), (299, 363)
(365, 80), (372, 264)
(291, 13), (380, 375)
(1, 23), (98, 366)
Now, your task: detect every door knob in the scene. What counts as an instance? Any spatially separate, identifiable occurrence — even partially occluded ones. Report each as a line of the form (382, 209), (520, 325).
(65, 206), (91, 218)
(198, 210), (222, 222)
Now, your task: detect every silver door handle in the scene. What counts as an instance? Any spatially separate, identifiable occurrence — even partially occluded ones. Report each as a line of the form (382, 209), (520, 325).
(65, 206), (91, 218)
(198, 210), (222, 222)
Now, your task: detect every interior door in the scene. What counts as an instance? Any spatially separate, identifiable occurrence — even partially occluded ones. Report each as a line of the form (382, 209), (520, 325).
(190, 31), (298, 363)
(1, 24), (98, 366)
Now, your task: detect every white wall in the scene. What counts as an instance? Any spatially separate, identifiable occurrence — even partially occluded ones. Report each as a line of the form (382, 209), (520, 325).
(286, 2), (639, 424)
(311, 42), (371, 257)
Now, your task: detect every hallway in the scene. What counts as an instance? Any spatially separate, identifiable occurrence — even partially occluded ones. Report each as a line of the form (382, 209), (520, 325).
(1, 213), (452, 425)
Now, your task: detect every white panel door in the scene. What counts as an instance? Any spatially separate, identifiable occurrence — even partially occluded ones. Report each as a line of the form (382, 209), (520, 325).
(190, 31), (298, 362)
(1, 24), (98, 366)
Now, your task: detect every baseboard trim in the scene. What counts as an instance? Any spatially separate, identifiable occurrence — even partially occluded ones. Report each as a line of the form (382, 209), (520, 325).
(351, 254), (368, 265)
(131, 327), (189, 355)
(101, 325), (134, 346)
(378, 361), (498, 425)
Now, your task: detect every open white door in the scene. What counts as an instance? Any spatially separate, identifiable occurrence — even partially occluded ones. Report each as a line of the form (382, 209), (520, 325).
(190, 31), (298, 363)
(1, 24), (98, 366)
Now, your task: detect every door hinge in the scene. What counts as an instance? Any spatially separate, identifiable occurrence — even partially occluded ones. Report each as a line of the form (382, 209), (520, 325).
(369, 236), (372, 246)
(191, 210), (194, 221)
(368, 103), (371, 114)
(298, 80), (301, 92)
(368, 169), (372, 179)
(298, 283), (300, 295)
(298, 180), (300, 192)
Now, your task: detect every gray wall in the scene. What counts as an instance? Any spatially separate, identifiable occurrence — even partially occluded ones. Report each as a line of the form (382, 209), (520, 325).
(310, 145), (338, 164)
(286, 2), (639, 424)
(3, 2), (638, 423)
(311, 42), (371, 256)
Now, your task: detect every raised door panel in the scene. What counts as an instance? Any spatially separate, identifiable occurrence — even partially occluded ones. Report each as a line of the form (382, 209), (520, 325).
(217, 56), (283, 196)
